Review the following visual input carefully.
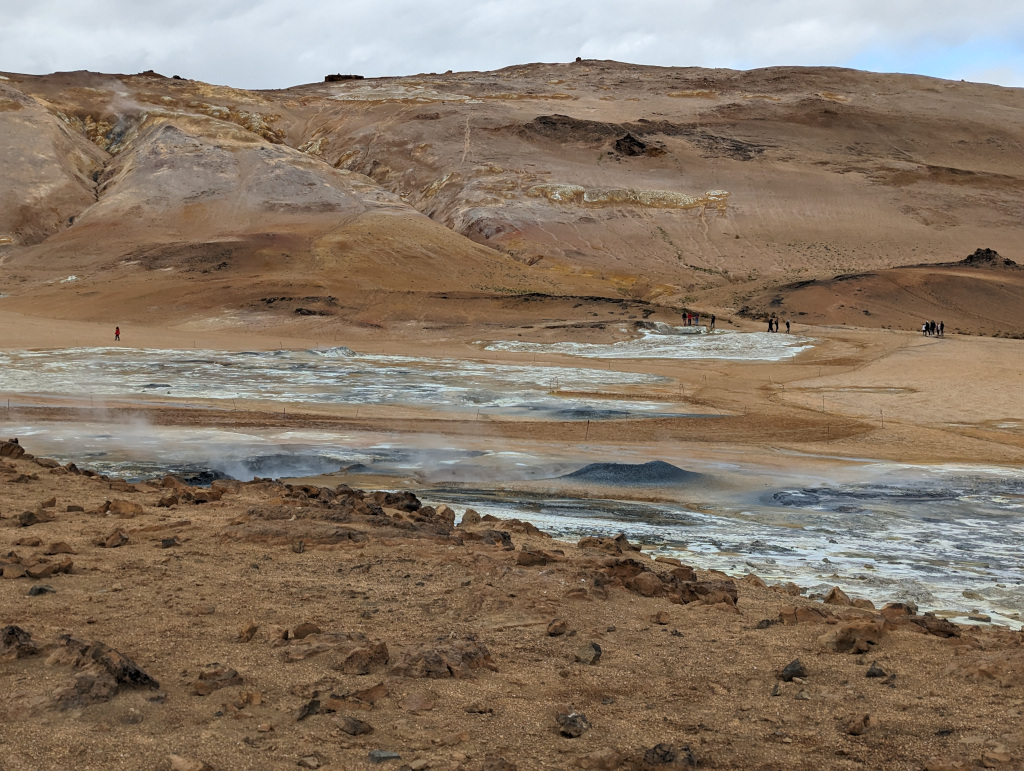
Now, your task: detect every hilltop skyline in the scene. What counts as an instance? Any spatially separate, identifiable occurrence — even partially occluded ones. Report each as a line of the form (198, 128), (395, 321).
(3, 0), (1024, 90)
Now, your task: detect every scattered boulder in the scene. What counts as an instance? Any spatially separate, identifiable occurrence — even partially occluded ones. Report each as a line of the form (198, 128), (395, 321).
(368, 750), (401, 763)
(339, 642), (390, 675)
(866, 662), (887, 678)
(236, 622), (259, 643)
(626, 571), (665, 597)
(459, 509), (482, 527)
(47, 636), (160, 709)
(434, 504), (456, 527)
(516, 546), (549, 566)
(556, 711), (591, 738)
(773, 582), (804, 596)
(907, 614), (961, 638)
(0, 440), (25, 459)
(779, 659), (807, 682)
(338, 715), (374, 735)
(390, 640), (495, 678)
(641, 743), (696, 768)
(2, 563), (27, 579)
(193, 664), (243, 695)
(1, 625), (39, 659)
(880, 602), (916, 620)
(845, 713), (877, 736)
(399, 691), (434, 712)
(578, 533), (643, 555)
(291, 622), (322, 640)
(44, 541), (76, 555)
(820, 619), (885, 654)
(18, 510), (52, 527)
(295, 697), (320, 721)
(575, 642), (602, 665)
(824, 586), (852, 606)
(26, 558), (72, 579)
(99, 529), (129, 549)
(547, 619), (569, 637)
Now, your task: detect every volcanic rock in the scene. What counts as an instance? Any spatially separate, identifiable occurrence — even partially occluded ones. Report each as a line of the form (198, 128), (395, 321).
(1, 625), (39, 659)
(547, 619), (569, 636)
(338, 714), (374, 735)
(846, 713), (877, 736)
(556, 711), (591, 738)
(339, 642), (390, 675)
(824, 586), (852, 606)
(908, 614), (961, 638)
(820, 619), (885, 653)
(866, 662), (888, 678)
(575, 642), (602, 665)
(193, 664), (243, 695)
(780, 659), (807, 681)
(390, 640), (495, 678)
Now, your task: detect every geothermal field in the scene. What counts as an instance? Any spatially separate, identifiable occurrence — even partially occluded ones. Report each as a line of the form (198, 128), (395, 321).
(1, 60), (1024, 770)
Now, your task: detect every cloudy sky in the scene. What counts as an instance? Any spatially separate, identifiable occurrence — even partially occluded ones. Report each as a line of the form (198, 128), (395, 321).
(3, 0), (1023, 89)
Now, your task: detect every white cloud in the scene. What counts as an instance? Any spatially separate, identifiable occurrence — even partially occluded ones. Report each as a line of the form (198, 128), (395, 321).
(0, 0), (1022, 88)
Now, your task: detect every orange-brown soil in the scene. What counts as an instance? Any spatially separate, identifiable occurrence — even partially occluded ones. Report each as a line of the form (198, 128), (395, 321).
(2, 446), (1023, 771)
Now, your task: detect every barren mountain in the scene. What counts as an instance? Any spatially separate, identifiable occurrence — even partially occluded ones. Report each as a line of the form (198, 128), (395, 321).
(1, 62), (1023, 331)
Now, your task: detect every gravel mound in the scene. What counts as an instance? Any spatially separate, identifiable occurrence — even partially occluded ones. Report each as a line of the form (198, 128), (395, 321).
(560, 460), (701, 487)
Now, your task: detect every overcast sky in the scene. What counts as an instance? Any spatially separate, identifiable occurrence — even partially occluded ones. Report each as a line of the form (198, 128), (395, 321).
(3, 0), (1023, 90)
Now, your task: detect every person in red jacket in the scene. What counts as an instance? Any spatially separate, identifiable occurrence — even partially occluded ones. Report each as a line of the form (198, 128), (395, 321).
(115, 326), (120, 342)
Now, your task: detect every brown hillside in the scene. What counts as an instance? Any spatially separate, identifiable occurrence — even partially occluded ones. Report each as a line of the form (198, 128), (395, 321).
(1, 63), (1023, 328)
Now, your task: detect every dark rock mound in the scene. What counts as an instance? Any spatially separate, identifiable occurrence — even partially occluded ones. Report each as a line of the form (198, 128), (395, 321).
(961, 247), (1018, 268)
(560, 460), (701, 487)
(615, 133), (666, 157)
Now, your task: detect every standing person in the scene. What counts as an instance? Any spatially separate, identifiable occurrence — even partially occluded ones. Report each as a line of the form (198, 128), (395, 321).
(922, 322), (928, 336)
(710, 314), (716, 331)
(767, 318), (773, 332)
(695, 312), (700, 327)
(939, 321), (944, 337)
(114, 326), (120, 342)
(785, 319), (791, 334)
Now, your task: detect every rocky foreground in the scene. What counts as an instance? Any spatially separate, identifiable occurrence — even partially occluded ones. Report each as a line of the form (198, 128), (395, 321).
(1, 439), (1022, 770)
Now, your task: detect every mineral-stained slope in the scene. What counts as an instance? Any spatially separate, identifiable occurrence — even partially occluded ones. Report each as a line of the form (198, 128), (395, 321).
(0, 81), (106, 247)
(1, 63), (1023, 326)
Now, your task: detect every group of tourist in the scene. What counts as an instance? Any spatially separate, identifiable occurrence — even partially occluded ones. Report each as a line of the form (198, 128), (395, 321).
(922, 320), (944, 336)
(681, 311), (716, 330)
(766, 317), (790, 333)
